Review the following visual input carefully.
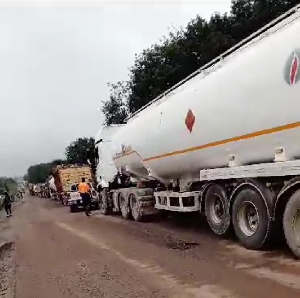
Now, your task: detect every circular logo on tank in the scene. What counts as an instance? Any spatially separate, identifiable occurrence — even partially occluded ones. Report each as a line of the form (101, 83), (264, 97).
(284, 49), (300, 85)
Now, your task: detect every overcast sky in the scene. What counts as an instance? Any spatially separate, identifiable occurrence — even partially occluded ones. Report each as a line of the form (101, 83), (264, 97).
(0, 0), (231, 177)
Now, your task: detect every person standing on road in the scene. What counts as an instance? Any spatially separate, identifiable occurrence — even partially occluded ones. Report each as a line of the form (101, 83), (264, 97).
(78, 178), (91, 216)
(3, 191), (12, 217)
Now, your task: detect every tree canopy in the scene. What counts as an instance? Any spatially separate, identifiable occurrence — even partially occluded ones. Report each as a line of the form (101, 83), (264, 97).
(25, 137), (94, 184)
(25, 159), (67, 184)
(0, 177), (18, 195)
(65, 137), (95, 164)
(102, 0), (300, 125)
(102, 82), (129, 125)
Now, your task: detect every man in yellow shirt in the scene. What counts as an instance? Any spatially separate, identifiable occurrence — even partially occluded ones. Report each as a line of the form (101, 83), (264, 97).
(78, 178), (91, 216)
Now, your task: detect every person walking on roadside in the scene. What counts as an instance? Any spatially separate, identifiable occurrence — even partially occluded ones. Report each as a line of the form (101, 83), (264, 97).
(3, 191), (12, 217)
(78, 178), (91, 216)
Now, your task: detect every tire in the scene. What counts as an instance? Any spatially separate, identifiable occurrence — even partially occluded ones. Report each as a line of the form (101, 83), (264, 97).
(130, 193), (143, 222)
(204, 184), (231, 236)
(120, 192), (131, 220)
(99, 190), (110, 215)
(232, 187), (271, 250)
(283, 189), (300, 259)
(95, 202), (100, 210)
(70, 205), (77, 213)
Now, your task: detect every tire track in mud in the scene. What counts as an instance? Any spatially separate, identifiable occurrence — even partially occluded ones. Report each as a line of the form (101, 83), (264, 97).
(56, 222), (238, 298)
(93, 212), (300, 295)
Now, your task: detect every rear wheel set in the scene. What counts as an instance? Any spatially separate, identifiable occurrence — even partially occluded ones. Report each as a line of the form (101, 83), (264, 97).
(70, 205), (77, 213)
(283, 190), (300, 259)
(204, 184), (231, 236)
(119, 192), (131, 220)
(99, 189), (111, 215)
(204, 182), (275, 251)
(119, 191), (152, 222)
(232, 187), (273, 250)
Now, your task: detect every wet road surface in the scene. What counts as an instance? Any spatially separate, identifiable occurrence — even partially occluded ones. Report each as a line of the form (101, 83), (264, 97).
(0, 195), (299, 298)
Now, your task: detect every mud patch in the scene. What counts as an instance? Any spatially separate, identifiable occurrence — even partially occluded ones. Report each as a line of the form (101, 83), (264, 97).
(0, 242), (13, 255)
(0, 241), (15, 298)
(57, 222), (237, 298)
(123, 223), (201, 252)
(166, 240), (199, 250)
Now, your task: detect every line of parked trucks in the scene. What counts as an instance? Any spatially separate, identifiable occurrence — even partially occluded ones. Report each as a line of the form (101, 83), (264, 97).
(30, 164), (100, 212)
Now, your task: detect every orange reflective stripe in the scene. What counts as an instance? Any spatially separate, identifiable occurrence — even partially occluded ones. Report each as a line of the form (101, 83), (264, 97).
(113, 121), (300, 162)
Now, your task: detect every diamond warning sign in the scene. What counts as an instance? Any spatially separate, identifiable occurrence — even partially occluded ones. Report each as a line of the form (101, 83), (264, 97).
(185, 109), (195, 133)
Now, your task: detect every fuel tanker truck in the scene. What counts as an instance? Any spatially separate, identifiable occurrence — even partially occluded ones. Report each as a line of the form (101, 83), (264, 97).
(93, 5), (300, 259)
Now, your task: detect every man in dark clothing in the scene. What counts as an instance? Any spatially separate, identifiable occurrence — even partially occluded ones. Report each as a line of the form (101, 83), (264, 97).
(3, 191), (12, 217)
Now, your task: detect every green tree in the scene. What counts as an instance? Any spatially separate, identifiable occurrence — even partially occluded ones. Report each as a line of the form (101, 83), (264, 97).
(25, 137), (95, 184)
(0, 177), (17, 195)
(102, 82), (129, 125)
(127, 28), (187, 113)
(65, 137), (95, 164)
(26, 163), (53, 184)
(24, 159), (66, 184)
(102, 0), (299, 122)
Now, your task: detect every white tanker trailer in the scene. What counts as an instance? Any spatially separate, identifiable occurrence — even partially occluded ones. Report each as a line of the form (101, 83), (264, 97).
(94, 5), (300, 259)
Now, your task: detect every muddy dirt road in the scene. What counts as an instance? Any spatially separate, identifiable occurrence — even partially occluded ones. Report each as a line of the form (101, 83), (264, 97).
(0, 195), (299, 298)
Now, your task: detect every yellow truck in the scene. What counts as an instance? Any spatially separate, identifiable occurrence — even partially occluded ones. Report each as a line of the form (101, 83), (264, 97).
(53, 164), (94, 205)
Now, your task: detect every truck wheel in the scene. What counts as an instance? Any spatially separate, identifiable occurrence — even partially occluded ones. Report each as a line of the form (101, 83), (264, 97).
(130, 193), (143, 222)
(232, 187), (271, 250)
(95, 201), (100, 210)
(70, 205), (77, 213)
(204, 184), (231, 236)
(120, 192), (131, 220)
(283, 189), (300, 259)
(99, 190), (110, 215)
